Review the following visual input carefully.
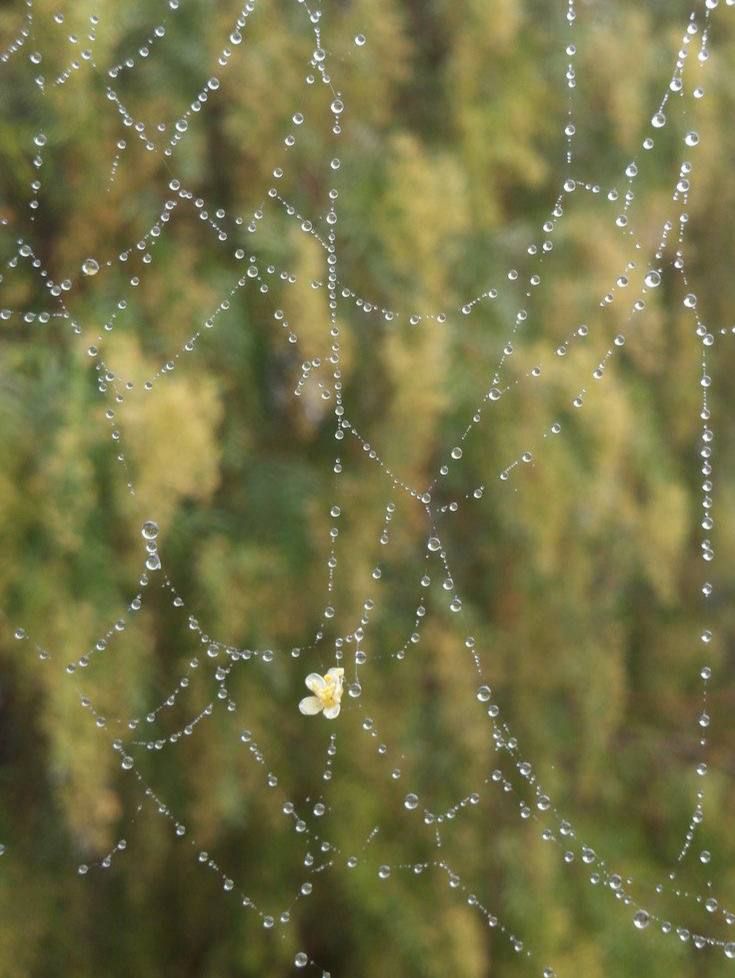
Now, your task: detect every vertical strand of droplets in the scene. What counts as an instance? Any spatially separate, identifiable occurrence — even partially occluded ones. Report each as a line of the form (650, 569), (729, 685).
(564, 0), (576, 169)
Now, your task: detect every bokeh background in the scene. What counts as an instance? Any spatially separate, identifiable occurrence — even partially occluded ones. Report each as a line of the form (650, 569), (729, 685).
(2, 0), (735, 976)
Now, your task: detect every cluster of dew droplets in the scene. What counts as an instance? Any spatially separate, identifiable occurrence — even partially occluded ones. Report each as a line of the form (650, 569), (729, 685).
(353, 6), (735, 955)
(4, 0), (735, 975)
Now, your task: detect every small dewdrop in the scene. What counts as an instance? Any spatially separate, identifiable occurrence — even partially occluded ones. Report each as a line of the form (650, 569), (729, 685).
(299, 667), (344, 719)
(633, 909), (650, 930)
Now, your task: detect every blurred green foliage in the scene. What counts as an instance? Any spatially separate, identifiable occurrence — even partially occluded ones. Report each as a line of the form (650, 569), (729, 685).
(2, 1), (735, 976)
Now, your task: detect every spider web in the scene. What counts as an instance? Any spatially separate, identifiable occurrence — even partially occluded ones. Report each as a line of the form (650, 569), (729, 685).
(2, 0), (735, 975)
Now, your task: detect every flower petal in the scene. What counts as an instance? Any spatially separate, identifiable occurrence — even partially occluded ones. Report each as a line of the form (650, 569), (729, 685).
(299, 695), (323, 716)
(305, 673), (327, 693)
(323, 702), (341, 719)
(326, 667), (344, 682)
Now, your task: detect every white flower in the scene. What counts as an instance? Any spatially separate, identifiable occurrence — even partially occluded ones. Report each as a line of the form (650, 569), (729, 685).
(299, 667), (344, 719)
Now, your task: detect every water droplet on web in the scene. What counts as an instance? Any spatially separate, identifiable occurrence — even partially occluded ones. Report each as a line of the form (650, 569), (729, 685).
(700, 850), (711, 863)
(378, 865), (391, 879)
(294, 952), (308, 968)
(141, 521), (159, 540)
(404, 793), (419, 810)
(644, 270), (661, 288)
(651, 111), (666, 128)
(725, 943), (735, 960)
(476, 685), (492, 702)
(354, 33), (366, 46)
(634, 909), (650, 929)
(82, 258), (99, 276)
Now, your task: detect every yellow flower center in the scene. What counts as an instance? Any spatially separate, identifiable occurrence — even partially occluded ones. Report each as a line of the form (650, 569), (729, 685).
(318, 674), (342, 709)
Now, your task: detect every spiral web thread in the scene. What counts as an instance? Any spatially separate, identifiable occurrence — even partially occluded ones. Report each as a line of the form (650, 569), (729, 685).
(2, 0), (735, 975)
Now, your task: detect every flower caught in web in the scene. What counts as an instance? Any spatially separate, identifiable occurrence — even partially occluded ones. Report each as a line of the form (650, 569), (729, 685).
(299, 668), (345, 719)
